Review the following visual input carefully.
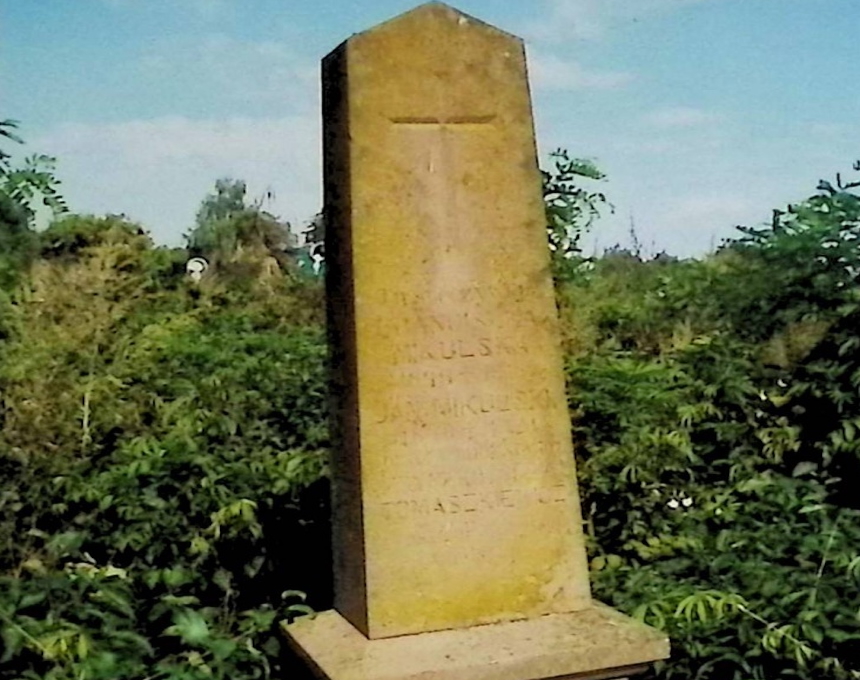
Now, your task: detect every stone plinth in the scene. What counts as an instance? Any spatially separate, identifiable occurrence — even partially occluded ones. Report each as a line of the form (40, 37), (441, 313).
(284, 603), (669, 680)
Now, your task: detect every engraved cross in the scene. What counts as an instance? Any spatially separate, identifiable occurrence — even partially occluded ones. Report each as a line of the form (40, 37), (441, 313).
(389, 114), (496, 130)
(389, 113), (497, 252)
(389, 114), (496, 175)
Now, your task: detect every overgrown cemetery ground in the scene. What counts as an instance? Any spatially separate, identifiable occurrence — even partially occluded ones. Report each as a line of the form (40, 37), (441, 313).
(4, 163), (860, 680)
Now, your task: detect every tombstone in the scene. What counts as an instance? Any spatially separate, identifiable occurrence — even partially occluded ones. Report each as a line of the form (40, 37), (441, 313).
(185, 256), (209, 283)
(283, 4), (670, 679)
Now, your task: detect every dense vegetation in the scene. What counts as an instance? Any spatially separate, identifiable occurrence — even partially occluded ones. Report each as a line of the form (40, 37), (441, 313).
(2, 124), (860, 679)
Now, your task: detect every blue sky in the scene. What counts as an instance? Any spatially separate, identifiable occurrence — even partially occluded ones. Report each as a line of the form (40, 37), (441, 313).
(4, 0), (859, 256)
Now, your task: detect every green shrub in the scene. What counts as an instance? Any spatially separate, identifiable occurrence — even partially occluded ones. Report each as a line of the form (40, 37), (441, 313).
(563, 169), (860, 680)
(6, 167), (860, 680)
(0, 217), (328, 679)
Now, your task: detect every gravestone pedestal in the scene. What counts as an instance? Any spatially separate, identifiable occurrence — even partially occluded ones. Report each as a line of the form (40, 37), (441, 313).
(287, 604), (666, 680)
(283, 4), (669, 679)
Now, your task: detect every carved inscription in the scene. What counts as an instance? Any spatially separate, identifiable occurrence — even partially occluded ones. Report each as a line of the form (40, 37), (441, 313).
(374, 387), (555, 424)
(398, 367), (455, 388)
(378, 282), (533, 310)
(369, 282), (554, 368)
(388, 335), (531, 366)
(379, 485), (568, 516)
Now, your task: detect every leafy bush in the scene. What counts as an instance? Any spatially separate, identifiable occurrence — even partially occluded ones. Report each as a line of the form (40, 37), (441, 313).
(542, 148), (611, 267)
(5, 162), (860, 680)
(559, 168), (860, 679)
(0, 217), (328, 679)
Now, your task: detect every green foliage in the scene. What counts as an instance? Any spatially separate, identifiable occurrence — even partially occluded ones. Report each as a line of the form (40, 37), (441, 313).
(559, 166), (860, 679)
(39, 213), (151, 259)
(542, 148), (610, 263)
(2, 152), (68, 224)
(185, 179), (294, 275)
(6, 149), (860, 680)
(194, 178), (248, 229)
(0, 119), (67, 223)
(0, 191), (37, 290)
(0, 216), (327, 679)
(570, 330), (860, 678)
(720, 184), (860, 342)
(0, 120), (68, 289)
(0, 118), (24, 152)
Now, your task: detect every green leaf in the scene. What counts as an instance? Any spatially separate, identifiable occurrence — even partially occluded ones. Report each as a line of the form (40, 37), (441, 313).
(164, 609), (211, 646)
(17, 591), (47, 610)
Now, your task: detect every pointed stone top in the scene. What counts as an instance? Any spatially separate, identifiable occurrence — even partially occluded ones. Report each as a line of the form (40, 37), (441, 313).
(351, 2), (521, 44)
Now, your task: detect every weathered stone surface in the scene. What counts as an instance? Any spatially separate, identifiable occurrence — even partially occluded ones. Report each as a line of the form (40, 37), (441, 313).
(283, 603), (670, 680)
(322, 2), (590, 639)
(286, 5), (669, 680)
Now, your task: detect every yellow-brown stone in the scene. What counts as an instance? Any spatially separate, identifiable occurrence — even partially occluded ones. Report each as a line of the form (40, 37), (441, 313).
(284, 603), (670, 680)
(322, 2), (590, 639)
(285, 5), (670, 680)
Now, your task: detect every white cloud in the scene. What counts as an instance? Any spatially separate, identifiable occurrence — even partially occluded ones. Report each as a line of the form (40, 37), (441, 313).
(138, 35), (318, 114)
(528, 50), (633, 91)
(35, 115), (321, 245)
(529, 0), (714, 42)
(584, 192), (760, 257)
(644, 106), (723, 128)
(810, 122), (856, 138)
(101, 0), (234, 19)
(664, 193), (759, 228)
(653, 193), (762, 252)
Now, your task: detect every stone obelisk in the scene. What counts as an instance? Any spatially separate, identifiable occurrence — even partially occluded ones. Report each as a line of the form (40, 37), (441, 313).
(283, 5), (670, 679)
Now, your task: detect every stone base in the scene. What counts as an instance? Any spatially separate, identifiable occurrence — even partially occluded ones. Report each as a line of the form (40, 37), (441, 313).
(282, 601), (669, 680)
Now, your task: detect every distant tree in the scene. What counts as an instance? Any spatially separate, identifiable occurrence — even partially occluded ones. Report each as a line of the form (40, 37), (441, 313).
(193, 178), (247, 231)
(185, 178), (297, 276)
(0, 119), (67, 226)
(39, 213), (150, 260)
(0, 119), (67, 287)
(0, 119), (23, 162)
